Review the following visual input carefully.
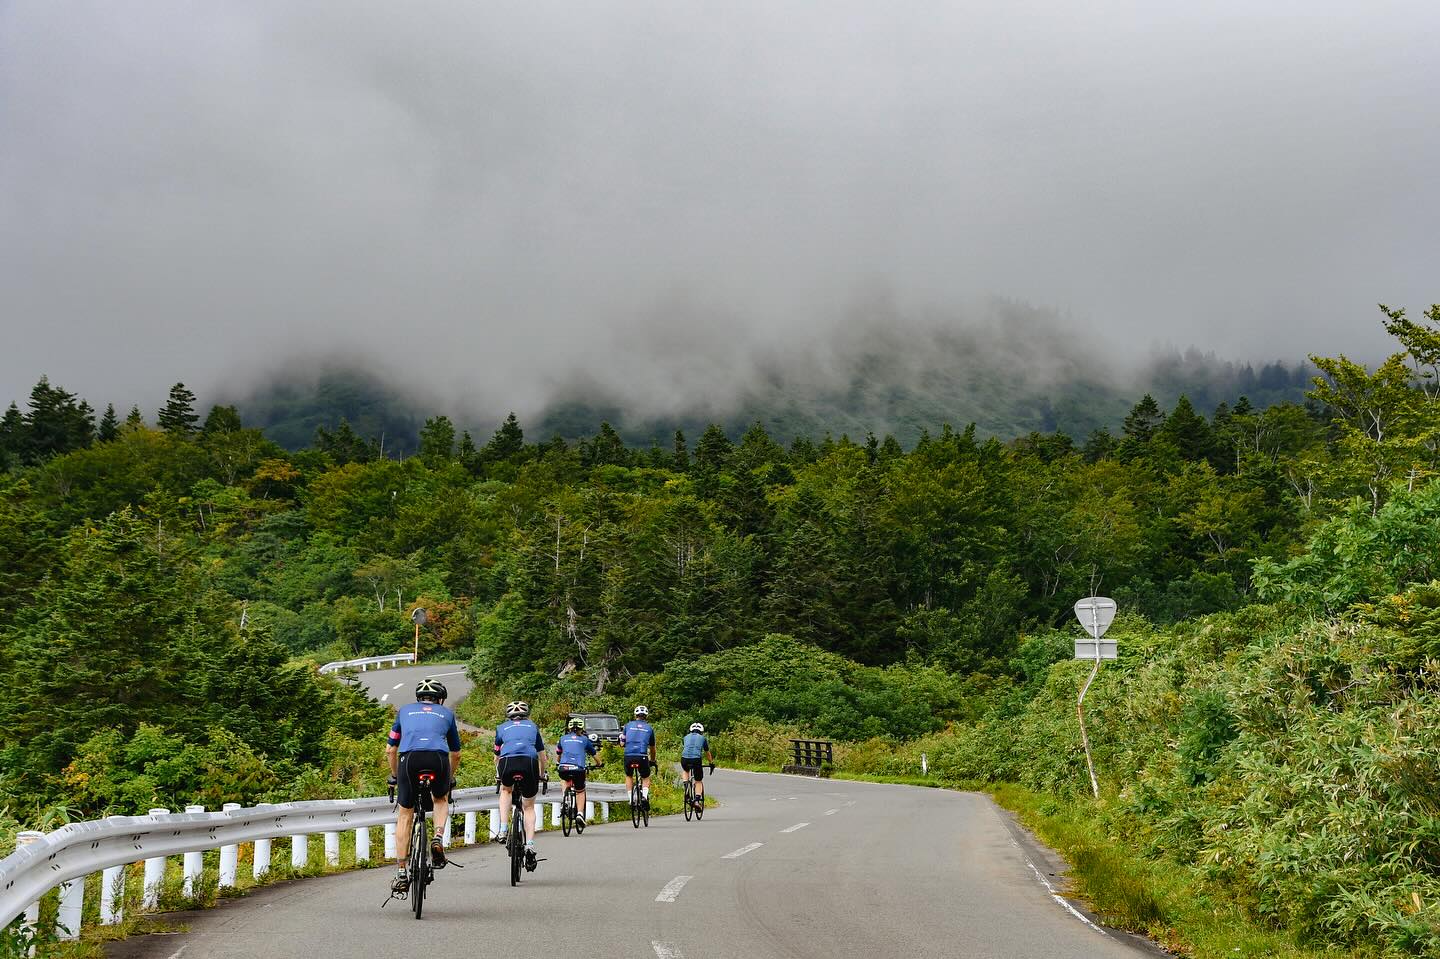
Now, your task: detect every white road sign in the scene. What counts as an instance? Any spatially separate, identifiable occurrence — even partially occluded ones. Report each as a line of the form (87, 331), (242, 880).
(1073, 596), (1116, 639)
(1073, 596), (1117, 661)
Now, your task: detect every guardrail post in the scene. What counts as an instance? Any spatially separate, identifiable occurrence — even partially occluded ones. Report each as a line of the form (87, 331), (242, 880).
(487, 811), (499, 840)
(253, 837), (272, 879)
(56, 875), (84, 941)
(599, 802), (609, 822)
(356, 826), (371, 863)
(384, 822), (397, 858)
(464, 811), (477, 845)
(586, 800), (595, 823)
(17, 831), (44, 946)
(219, 803), (241, 888)
(324, 830), (341, 866)
(144, 808), (169, 908)
(101, 863), (125, 924)
(182, 805), (205, 897)
(291, 831), (309, 870)
(441, 814), (452, 846)
(550, 801), (561, 827)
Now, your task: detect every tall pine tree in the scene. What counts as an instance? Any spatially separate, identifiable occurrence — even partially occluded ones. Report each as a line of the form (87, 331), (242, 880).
(157, 383), (199, 435)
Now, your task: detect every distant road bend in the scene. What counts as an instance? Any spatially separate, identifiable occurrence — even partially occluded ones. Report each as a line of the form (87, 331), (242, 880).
(109, 765), (1161, 959)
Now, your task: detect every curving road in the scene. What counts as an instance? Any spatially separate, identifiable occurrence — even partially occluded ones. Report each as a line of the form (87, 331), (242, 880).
(347, 662), (482, 732)
(107, 770), (1161, 959)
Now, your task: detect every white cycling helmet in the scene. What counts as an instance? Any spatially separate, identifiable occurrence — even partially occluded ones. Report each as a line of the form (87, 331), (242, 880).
(505, 700), (530, 719)
(689, 722), (704, 733)
(633, 705), (649, 717)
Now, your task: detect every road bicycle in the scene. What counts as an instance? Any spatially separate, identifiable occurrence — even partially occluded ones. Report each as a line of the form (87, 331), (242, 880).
(498, 769), (547, 885)
(558, 763), (600, 837)
(682, 774), (703, 822)
(387, 771), (438, 920)
(626, 760), (650, 829)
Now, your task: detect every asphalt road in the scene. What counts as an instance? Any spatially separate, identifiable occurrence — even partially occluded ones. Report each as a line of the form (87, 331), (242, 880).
(108, 770), (1160, 959)
(348, 662), (482, 732)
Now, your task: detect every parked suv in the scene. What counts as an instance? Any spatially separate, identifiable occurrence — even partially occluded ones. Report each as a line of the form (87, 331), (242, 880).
(567, 711), (622, 743)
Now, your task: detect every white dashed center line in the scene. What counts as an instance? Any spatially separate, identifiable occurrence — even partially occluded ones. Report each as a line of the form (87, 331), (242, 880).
(655, 875), (693, 902)
(722, 842), (764, 859)
(392, 683), (404, 690)
(652, 942), (685, 959)
(426, 670), (465, 678)
(380, 693), (389, 702)
(781, 822), (810, 833)
(825, 809), (839, 816)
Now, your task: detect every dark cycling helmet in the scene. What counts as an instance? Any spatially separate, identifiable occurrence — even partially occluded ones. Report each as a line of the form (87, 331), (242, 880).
(567, 717), (586, 730)
(505, 700), (530, 719)
(416, 679), (447, 702)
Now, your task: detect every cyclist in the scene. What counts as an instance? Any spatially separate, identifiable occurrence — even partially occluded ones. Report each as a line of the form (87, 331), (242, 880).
(386, 679), (461, 892)
(680, 722), (715, 811)
(620, 705), (657, 810)
(494, 700), (547, 867)
(554, 717), (600, 832)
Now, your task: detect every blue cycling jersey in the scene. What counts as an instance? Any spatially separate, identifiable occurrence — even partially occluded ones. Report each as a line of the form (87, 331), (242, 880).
(493, 719), (545, 759)
(621, 720), (655, 757)
(681, 732), (709, 759)
(555, 732), (598, 768)
(388, 702), (461, 753)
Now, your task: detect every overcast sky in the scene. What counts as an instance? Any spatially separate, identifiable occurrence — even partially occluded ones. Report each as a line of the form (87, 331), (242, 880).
(2, 0), (1437, 415)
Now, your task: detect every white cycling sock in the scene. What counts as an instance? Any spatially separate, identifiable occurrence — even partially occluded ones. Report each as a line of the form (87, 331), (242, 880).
(642, 786), (650, 799)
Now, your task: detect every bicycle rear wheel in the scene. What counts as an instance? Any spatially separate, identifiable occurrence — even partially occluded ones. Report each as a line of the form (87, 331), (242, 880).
(410, 815), (427, 920)
(508, 801), (523, 886)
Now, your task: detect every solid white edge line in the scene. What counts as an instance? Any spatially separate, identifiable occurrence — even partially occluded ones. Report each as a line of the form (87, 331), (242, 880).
(655, 875), (694, 902)
(721, 842), (764, 859)
(1007, 836), (1110, 937)
(652, 942), (684, 959)
(780, 822), (810, 833)
(426, 670), (466, 678)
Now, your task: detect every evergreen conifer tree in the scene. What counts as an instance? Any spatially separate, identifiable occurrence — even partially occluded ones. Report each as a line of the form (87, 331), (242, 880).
(1122, 393), (1166, 443)
(694, 424), (733, 472)
(125, 406), (146, 430)
(157, 383), (199, 435)
(672, 429), (689, 471)
(484, 412), (525, 462)
(98, 403), (120, 442)
(1157, 395), (1214, 461)
(418, 415), (457, 464)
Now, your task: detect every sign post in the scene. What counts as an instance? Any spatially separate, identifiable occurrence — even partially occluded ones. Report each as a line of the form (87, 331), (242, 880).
(411, 607), (427, 664)
(1072, 596), (1117, 799)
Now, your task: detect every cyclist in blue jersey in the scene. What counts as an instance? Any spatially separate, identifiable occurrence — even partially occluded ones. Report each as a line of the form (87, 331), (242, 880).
(493, 700), (547, 865)
(385, 679), (461, 892)
(620, 705), (657, 810)
(680, 722), (715, 812)
(554, 717), (600, 832)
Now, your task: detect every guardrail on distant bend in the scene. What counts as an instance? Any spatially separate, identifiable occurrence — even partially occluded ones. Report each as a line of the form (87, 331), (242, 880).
(318, 652), (416, 674)
(1, 782), (630, 940)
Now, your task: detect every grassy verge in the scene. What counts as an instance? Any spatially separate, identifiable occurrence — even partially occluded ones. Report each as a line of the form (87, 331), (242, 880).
(987, 784), (1388, 959)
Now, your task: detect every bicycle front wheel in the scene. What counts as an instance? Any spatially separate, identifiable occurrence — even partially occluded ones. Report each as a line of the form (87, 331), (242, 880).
(509, 805), (523, 886)
(410, 816), (427, 920)
(561, 792), (574, 837)
(683, 782), (693, 822)
(631, 786), (641, 828)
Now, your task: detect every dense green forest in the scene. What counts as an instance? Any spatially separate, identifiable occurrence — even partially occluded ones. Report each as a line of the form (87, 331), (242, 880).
(3, 304), (1439, 953)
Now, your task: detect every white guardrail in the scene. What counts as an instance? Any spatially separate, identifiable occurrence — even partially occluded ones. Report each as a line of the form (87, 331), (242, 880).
(317, 653), (416, 674)
(1, 782), (630, 940)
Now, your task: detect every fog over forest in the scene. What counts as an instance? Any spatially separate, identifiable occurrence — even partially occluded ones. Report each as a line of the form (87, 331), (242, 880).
(3, 1), (1437, 417)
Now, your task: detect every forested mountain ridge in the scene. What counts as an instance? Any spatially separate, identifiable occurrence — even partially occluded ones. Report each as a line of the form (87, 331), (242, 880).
(3, 303), (1440, 954)
(221, 307), (1313, 455)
